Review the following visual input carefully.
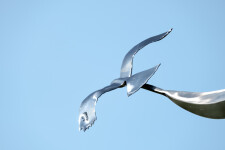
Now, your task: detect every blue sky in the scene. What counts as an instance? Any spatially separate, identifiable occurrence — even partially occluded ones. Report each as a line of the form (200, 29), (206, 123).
(1, 0), (225, 150)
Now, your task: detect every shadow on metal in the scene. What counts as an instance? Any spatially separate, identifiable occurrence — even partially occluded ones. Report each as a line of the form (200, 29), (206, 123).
(78, 28), (225, 132)
(142, 84), (225, 119)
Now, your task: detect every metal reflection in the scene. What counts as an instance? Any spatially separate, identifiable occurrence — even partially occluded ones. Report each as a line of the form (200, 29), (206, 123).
(142, 84), (225, 119)
(78, 28), (225, 132)
(120, 29), (172, 78)
(79, 29), (172, 131)
(79, 64), (161, 131)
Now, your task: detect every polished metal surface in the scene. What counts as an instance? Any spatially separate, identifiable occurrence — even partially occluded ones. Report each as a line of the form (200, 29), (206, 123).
(120, 29), (172, 78)
(79, 83), (123, 131)
(79, 65), (160, 131)
(126, 64), (160, 96)
(78, 29), (172, 131)
(79, 28), (225, 132)
(142, 84), (225, 119)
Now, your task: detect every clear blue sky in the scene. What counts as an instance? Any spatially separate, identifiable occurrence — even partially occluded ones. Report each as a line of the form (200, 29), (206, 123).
(1, 0), (225, 150)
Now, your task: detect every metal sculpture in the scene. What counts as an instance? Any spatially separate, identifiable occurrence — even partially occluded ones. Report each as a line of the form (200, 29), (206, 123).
(78, 29), (225, 131)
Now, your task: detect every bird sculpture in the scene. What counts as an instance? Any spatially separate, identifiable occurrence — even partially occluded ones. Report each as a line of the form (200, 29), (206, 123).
(78, 29), (225, 131)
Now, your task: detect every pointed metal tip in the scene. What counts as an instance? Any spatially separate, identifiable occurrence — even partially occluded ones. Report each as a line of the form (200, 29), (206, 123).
(166, 28), (173, 35)
(154, 63), (161, 71)
(127, 89), (135, 97)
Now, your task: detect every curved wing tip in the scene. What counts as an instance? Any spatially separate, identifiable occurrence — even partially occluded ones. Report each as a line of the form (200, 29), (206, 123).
(161, 28), (173, 40)
(166, 28), (173, 35)
(157, 63), (161, 68)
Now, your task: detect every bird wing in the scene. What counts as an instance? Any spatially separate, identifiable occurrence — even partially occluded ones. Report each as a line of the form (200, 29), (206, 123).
(126, 64), (160, 96)
(79, 83), (122, 131)
(120, 29), (172, 78)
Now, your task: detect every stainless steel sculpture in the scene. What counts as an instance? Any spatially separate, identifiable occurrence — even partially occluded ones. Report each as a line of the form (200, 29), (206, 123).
(142, 84), (225, 119)
(78, 29), (225, 131)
